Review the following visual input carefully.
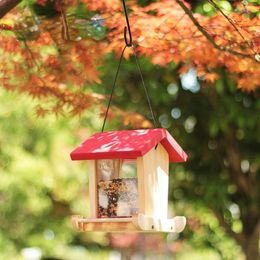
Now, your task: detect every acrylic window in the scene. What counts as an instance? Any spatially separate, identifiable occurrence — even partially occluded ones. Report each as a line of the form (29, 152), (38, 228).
(96, 159), (138, 218)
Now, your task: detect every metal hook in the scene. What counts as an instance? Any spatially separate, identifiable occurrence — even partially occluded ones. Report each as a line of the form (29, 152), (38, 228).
(122, 0), (133, 47)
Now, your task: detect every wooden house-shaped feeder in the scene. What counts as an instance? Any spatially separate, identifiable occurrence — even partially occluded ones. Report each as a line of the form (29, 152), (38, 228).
(70, 128), (188, 232)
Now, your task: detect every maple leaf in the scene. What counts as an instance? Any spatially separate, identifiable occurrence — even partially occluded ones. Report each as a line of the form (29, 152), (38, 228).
(36, 105), (49, 117)
(204, 72), (219, 83)
(0, 0), (259, 118)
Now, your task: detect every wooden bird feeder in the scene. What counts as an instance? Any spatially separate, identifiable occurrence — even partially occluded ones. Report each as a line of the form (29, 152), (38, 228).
(70, 128), (188, 232)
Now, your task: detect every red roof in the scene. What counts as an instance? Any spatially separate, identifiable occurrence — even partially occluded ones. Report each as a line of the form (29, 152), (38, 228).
(70, 128), (187, 163)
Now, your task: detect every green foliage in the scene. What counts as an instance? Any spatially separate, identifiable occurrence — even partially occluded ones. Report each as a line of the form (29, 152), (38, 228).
(194, 0), (232, 16)
(0, 89), (105, 258)
(194, 0), (260, 17)
(30, 0), (59, 18)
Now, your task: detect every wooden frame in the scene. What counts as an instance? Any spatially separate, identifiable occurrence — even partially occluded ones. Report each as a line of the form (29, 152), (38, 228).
(71, 215), (186, 232)
(72, 144), (186, 233)
(88, 160), (98, 218)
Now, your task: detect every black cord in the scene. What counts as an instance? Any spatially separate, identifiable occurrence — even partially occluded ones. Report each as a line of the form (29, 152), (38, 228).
(101, 0), (157, 132)
(101, 45), (158, 131)
(132, 45), (158, 128)
(101, 45), (127, 132)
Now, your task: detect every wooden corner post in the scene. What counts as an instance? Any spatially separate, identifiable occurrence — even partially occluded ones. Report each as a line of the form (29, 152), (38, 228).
(88, 160), (98, 218)
(137, 143), (169, 219)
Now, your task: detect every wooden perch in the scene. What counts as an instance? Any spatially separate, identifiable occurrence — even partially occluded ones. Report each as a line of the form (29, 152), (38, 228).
(71, 215), (186, 233)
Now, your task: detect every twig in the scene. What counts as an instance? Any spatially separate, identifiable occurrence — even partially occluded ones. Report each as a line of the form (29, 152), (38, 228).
(0, 0), (21, 18)
(207, 0), (258, 57)
(175, 0), (257, 61)
(59, 0), (71, 41)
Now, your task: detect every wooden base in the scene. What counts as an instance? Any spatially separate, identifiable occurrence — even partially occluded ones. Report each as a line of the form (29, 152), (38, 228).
(71, 214), (186, 233)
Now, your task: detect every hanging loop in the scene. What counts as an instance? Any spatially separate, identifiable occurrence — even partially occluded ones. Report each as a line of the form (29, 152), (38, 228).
(122, 0), (132, 47)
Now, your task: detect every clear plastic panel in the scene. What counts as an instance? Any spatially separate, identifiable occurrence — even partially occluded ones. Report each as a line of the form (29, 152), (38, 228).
(97, 159), (138, 218)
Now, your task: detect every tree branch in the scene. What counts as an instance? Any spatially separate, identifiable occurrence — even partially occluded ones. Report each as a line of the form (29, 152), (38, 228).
(0, 0), (21, 19)
(226, 143), (250, 195)
(207, 0), (258, 57)
(175, 0), (257, 61)
(212, 209), (246, 248)
(208, 0), (258, 58)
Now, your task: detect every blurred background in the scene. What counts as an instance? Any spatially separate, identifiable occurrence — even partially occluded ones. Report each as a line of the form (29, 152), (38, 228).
(0, 0), (259, 259)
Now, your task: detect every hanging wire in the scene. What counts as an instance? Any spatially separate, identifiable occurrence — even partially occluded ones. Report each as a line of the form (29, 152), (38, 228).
(101, 0), (157, 132)
(101, 45), (127, 132)
(132, 45), (158, 128)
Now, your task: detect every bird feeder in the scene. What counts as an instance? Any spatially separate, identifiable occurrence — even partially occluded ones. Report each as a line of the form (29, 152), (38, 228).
(70, 128), (188, 232)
